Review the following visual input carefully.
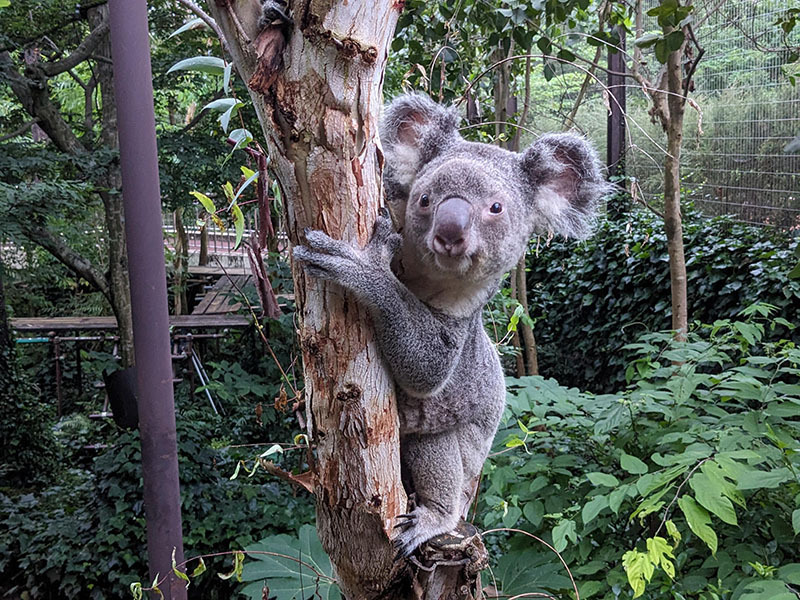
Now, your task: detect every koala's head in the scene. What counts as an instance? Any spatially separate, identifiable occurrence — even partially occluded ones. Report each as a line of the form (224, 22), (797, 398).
(381, 93), (608, 286)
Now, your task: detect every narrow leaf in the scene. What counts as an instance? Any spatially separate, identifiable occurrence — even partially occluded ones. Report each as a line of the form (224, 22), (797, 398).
(167, 56), (225, 75)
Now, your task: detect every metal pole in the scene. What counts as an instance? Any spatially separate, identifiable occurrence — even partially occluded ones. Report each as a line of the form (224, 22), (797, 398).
(107, 3), (187, 599)
(607, 25), (627, 219)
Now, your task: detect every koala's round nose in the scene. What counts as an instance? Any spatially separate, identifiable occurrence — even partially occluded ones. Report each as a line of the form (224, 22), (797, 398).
(433, 197), (471, 256)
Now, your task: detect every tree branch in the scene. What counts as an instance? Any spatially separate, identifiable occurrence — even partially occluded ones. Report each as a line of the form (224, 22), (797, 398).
(41, 18), (109, 76)
(174, 0), (230, 54)
(23, 225), (111, 299)
(0, 51), (87, 155)
(0, 118), (38, 143)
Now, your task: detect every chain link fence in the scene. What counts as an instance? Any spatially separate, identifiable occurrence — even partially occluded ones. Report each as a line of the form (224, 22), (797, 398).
(627, 0), (800, 228)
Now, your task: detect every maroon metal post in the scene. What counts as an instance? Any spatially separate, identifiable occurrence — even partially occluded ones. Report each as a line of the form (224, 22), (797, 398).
(606, 25), (628, 219)
(107, 2), (187, 598)
(607, 25), (627, 180)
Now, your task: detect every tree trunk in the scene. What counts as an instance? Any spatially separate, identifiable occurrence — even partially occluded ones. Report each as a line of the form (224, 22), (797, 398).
(515, 259), (538, 375)
(663, 32), (688, 340)
(496, 50), (537, 377)
(205, 2), (484, 598)
(90, 4), (135, 367)
(173, 207), (189, 315)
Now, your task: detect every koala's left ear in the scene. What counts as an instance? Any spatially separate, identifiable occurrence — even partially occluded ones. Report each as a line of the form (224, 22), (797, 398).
(380, 93), (460, 209)
(520, 133), (609, 238)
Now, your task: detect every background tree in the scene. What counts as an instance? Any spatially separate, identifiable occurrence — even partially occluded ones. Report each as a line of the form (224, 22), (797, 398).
(0, 1), (135, 364)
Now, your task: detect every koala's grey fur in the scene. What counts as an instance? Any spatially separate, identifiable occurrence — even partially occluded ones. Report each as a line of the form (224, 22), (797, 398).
(294, 93), (608, 557)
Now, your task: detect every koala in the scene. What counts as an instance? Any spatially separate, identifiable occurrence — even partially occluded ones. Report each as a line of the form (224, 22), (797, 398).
(293, 93), (608, 558)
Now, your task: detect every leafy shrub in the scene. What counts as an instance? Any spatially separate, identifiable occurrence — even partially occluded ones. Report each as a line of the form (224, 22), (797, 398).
(527, 207), (800, 392)
(482, 304), (800, 599)
(0, 359), (314, 599)
(0, 354), (60, 487)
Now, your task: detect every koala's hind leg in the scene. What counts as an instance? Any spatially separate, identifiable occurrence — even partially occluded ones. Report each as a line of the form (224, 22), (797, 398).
(394, 432), (463, 558)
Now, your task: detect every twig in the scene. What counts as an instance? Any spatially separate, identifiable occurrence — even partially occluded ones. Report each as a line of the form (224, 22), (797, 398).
(213, 257), (298, 397)
(653, 457), (712, 538)
(483, 528), (580, 600)
(0, 118), (38, 142)
(174, 0), (230, 54)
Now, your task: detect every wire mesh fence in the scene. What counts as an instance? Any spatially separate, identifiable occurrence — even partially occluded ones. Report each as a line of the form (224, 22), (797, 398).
(626, 0), (800, 228)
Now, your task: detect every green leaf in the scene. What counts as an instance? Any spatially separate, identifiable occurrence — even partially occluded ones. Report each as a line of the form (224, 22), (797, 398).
(587, 472), (620, 487)
(130, 582), (143, 600)
(622, 550), (654, 598)
(167, 56), (225, 75)
(654, 39), (669, 63)
(735, 580), (797, 600)
(582, 495), (608, 524)
(792, 509), (800, 535)
(646, 536), (675, 579)
(172, 548), (190, 589)
(190, 557), (207, 578)
(168, 18), (208, 38)
(678, 495), (717, 554)
(241, 525), (339, 600)
(621, 453), (649, 475)
(736, 468), (792, 490)
(502, 505), (522, 528)
(523, 500), (544, 527)
(230, 128), (254, 152)
(0, 0), (11, 7)
(634, 32), (661, 48)
(689, 472), (737, 525)
(190, 190), (216, 214)
(218, 551), (244, 582)
(552, 519), (577, 553)
(664, 29), (685, 52)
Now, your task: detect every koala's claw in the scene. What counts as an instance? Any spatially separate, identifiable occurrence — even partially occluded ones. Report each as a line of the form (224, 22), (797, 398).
(392, 513), (417, 531)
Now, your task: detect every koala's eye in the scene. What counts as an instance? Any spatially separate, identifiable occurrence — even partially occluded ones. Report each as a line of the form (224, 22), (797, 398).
(419, 194), (430, 208)
(489, 202), (503, 214)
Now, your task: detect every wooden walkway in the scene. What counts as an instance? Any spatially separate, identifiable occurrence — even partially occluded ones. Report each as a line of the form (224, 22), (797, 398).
(193, 274), (254, 315)
(11, 313), (250, 332)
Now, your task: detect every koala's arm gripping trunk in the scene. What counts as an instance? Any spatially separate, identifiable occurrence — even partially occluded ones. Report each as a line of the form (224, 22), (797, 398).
(366, 286), (469, 397)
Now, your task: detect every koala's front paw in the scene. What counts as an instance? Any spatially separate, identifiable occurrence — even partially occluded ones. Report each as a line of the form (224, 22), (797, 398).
(292, 229), (361, 286)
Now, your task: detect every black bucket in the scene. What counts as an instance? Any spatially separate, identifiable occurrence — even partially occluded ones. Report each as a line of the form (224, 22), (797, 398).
(103, 367), (139, 429)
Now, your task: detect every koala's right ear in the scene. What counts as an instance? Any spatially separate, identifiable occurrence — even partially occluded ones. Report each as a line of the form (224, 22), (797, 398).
(380, 93), (460, 213)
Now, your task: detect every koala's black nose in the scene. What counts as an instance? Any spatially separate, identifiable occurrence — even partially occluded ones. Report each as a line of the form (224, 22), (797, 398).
(433, 197), (471, 256)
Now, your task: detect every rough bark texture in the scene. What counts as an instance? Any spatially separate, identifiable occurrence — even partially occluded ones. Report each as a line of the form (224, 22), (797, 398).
(205, 2), (456, 598)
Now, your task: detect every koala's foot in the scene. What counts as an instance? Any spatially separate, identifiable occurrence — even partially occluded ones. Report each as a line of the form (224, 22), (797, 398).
(392, 504), (460, 559)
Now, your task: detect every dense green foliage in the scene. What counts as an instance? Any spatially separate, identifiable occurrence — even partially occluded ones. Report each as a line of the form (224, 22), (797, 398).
(528, 207), (800, 392)
(483, 305), (800, 599)
(0, 322), (313, 600)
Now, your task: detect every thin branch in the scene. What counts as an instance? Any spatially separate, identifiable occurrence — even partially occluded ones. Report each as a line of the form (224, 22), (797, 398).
(41, 18), (109, 76)
(180, 89), (224, 133)
(23, 225), (111, 299)
(0, 118), (38, 143)
(0, 51), (86, 155)
(174, 0), (230, 54)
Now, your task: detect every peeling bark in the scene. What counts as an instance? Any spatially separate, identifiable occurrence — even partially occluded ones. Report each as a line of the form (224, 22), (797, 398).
(207, 1), (486, 597)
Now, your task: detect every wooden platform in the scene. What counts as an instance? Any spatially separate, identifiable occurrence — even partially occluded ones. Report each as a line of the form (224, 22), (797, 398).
(193, 274), (254, 315)
(188, 265), (249, 276)
(11, 313), (250, 332)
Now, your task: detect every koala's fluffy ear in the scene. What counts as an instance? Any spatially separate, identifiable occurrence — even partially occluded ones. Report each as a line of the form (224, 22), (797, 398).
(380, 93), (460, 212)
(520, 133), (609, 239)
